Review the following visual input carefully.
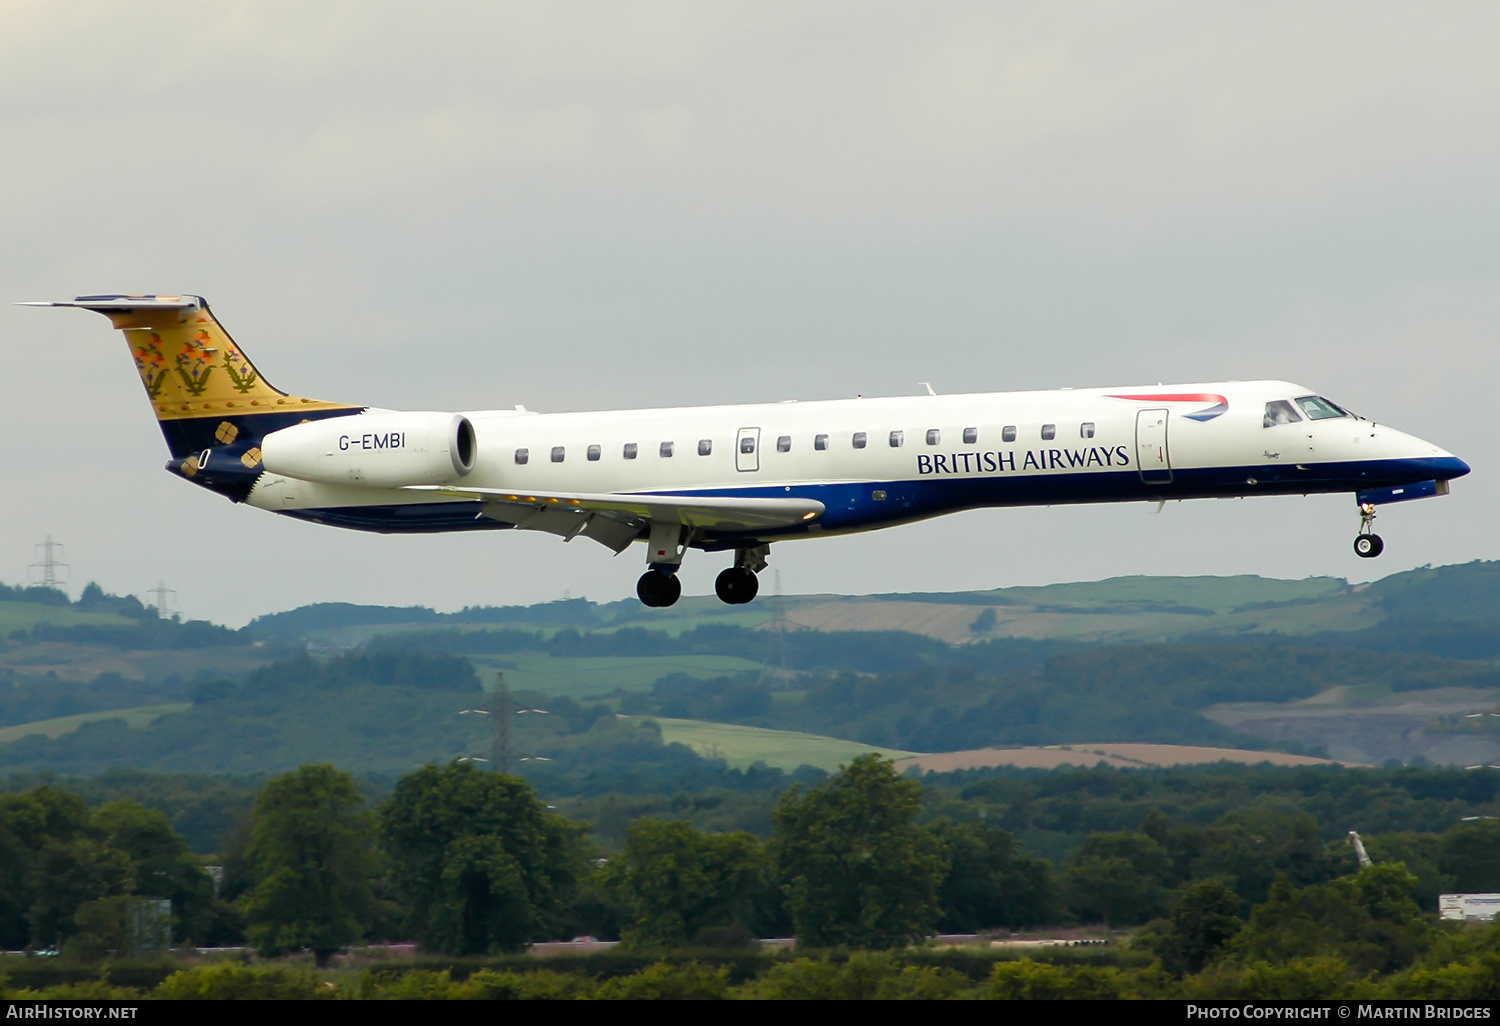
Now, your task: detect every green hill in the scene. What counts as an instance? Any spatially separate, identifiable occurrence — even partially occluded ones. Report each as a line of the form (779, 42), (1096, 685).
(0, 703), (190, 744)
(2, 563), (1500, 776)
(640, 716), (916, 772)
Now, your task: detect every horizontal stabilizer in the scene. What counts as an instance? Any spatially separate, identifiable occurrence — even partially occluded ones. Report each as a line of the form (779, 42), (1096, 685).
(19, 294), (203, 311)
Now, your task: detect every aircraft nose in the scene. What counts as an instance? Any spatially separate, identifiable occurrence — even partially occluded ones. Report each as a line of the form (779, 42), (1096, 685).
(1437, 456), (1472, 480)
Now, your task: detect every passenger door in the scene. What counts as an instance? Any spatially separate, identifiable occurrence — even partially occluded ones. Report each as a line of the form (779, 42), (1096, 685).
(736, 427), (760, 472)
(1135, 409), (1172, 484)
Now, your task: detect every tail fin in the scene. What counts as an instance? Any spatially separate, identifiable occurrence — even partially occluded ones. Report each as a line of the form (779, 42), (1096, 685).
(23, 295), (360, 460)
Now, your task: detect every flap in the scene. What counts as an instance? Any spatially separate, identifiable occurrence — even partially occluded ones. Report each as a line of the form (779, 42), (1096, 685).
(405, 484), (824, 531)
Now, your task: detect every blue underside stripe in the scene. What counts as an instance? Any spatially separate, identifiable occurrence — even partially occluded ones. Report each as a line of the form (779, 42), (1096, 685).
(279, 456), (1468, 540)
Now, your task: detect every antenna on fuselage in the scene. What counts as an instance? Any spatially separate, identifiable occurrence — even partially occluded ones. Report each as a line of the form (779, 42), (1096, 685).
(919, 382), (937, 396)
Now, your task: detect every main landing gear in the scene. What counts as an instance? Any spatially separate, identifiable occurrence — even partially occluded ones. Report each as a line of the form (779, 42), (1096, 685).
(716, 544), (769, 605)
(1354, 503), (1384, 559)
(634, 531), (770, 609)
(715, 567), (759, 604)
(638, 520), (688, 608)
(637, 568), (682, 608)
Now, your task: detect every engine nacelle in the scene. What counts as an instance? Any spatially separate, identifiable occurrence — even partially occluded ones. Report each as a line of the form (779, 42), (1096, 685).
(260, 412), (476, 488)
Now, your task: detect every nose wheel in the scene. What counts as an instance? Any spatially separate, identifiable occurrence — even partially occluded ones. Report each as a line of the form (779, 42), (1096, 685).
(1354, 503), (1384, 559)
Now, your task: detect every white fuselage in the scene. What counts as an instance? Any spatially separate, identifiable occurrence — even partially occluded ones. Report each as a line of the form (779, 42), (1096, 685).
(245, 379), (1465, 550)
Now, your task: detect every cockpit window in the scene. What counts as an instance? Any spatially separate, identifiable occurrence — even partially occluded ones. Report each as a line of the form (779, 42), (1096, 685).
(1295, 395), (1348, 421)
(1264, 400), (1302, 427)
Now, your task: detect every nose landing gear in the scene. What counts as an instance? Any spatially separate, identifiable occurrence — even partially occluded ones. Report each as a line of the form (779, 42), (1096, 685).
(1354, 503), (1384, 559)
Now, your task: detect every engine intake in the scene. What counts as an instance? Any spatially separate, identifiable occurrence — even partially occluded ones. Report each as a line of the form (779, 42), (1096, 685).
(260, 412), (476, 488)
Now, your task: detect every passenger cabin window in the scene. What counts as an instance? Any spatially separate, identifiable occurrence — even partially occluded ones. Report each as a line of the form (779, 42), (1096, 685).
(660, 441), (674, 457)
(1296, 396), (1348, 421)
(1041, 424), (1056, 441)
(777, 435), (791, 452)
(623, 442), (638, 459)
(926, 429), (941, 445)
(587, 444), (601, 461)
(551, 446), (565, 463)
(739, 435), (755, 454)
(1001, 425), (1017, 442)
(814, 433), (829, 451)
(889, 430), (904, 447)
(1080, 422), (1096, 439)
(852, 432), (867, 449)
(1264, 400), (1302, 427)
(514, 448), (529, 465)
(963, 427), (977, 444)
(698, 439), (713, 456)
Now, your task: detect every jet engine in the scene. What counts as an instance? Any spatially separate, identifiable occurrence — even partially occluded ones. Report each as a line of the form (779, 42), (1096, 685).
(260, 412), (476, 487)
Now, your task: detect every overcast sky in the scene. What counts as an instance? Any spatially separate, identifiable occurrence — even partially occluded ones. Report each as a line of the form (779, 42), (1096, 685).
(3, 1), (1498, 626)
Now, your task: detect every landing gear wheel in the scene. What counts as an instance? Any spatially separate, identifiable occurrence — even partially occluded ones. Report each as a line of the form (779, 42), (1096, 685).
(715, 567), (760, 605)
(637, 570), (682, 607)
(1354, 534), (1384, 559)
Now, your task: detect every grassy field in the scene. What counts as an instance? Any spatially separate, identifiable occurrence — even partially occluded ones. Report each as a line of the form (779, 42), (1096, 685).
(0, 703), (191, 744)
(469, 654), (764, 699)
(0, 642), (279, 684)
(289, 574), (1358, 647)
(776, 575), (1370, 644)
(0, 601), (135, 635)
(989, 574), (1347, 611)
(639, 716), (917, 772)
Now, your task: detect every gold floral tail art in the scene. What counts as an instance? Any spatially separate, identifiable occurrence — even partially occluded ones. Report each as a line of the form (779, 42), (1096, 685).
(19, 294), (360, 460)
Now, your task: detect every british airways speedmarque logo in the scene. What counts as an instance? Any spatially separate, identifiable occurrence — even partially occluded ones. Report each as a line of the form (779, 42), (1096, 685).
(1106, 393), (1229, 422)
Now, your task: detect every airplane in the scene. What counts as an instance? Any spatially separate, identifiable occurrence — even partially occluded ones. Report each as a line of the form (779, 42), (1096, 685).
(25, 294), (1470, 608)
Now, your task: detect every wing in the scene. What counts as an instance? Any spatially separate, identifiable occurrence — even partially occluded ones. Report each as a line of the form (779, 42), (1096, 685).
(403, 484), (824, 553)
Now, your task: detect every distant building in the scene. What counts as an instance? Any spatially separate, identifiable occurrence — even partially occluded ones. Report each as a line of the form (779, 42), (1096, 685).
(1439, 894), (1500, 921)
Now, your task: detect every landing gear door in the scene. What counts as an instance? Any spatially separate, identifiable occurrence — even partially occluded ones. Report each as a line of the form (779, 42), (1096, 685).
(736, 427), (760, 473)
(1135, 409), (1172, 484)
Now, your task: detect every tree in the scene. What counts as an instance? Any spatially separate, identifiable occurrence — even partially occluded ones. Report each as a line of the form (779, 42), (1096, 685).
(1232, 865), (1429, 975)
(1439, 820), (1500, 893)
(1062, 831), (1171, 926)
(27, 835), (133, 949)
(1183, 810), (1341, 905)
(1157, 878), (1243, 975)
(242, 765), (377, 966)
(929, 819), (1056, 931)
(93, 801), (215, 944)
(381, 762), (586, 954)
(603, 818), (766, 947)
(0, 787), (137, 951)
(0, 787), (102, 949)
(772, 754), (946, 948)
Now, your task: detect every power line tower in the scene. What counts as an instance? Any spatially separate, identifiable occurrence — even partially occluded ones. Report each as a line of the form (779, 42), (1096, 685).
(28, 536), (69, 590)
(146, 581), (177, 619)
(459, 672), (550, 774)
(757, 570), (791, 688)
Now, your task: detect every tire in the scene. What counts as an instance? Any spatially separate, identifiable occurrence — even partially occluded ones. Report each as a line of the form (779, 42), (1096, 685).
(659, 573), (682, 606)
(637, 570), (682, 607)
(715, 568), (760, 605)
(1354, 534), (1384, 558)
